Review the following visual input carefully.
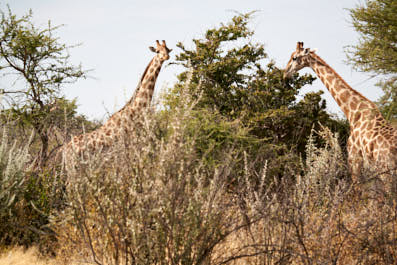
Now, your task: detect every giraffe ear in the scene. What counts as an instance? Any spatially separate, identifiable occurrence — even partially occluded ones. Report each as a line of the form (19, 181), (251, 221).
(149, 46), (157, 53)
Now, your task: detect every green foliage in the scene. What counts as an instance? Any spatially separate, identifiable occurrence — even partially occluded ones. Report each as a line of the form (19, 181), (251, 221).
(0, 125), (30, 214)
(377, 77), (397, 120)
(348, 0), (397, 75)
(0, 6), (87, 165)
(165, 12), (343, 175)
(347, 0), (397, 119)
(0, 123), (55, 252)
(0, 172), (56, 252)
(0, 7), (91, 252)
(169, 13), (314, 121)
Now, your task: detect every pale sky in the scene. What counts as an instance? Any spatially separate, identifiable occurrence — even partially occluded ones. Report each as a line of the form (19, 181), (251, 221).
(6, 0), (382, 121)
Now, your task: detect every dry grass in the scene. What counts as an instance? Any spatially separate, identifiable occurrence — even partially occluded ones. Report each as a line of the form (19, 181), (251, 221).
(0, 247), (93, 265)
(0, 247), (56, 265)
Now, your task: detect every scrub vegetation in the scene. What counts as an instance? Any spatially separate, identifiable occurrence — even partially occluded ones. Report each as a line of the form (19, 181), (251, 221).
(0, 3), (396, 265)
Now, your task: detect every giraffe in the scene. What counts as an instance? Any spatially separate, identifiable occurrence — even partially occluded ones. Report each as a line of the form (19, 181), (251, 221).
(284, 42), (397, 182)
(63, 40), (172, 166)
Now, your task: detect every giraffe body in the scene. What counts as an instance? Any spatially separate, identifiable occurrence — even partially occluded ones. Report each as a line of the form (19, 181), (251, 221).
(63, 40), (171, 166)
(284, 42), (397, 180)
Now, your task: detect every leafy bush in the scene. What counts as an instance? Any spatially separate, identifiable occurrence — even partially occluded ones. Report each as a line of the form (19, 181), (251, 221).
(165, 12), (348, 180)
(0, 125), (31, 211)
(0, 120), (58, 253)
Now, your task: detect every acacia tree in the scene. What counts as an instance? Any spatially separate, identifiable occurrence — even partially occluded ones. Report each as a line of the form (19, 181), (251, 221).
(0, 7), (87, 166)
(347, 0), (397, 119)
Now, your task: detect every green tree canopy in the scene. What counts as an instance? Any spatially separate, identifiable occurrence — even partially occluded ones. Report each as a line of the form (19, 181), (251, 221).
(163, 12), (346, 176)
(0, 6), (88, 166)
(347, 0), (397, 119)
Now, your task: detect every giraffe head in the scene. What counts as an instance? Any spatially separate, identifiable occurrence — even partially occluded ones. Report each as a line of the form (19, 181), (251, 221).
(283, 42), (317, 79)
(149, 40), (172, 61)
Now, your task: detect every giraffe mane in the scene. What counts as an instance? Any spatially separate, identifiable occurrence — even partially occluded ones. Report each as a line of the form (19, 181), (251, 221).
(106, 56), (156, 120)
(124, 57), (156, 108)
(310, 52), (372, 104)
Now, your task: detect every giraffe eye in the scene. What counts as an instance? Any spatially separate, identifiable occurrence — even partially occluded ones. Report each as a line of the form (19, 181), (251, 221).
(292, 56), (297, 61)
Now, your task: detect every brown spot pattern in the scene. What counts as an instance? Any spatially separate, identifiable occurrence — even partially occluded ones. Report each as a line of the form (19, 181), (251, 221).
(339, 91), (349, 102)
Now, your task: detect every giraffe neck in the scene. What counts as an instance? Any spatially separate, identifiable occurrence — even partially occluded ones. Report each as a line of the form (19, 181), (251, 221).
(130, 56), (164, 110)
(101, 55), (164, 135)
(63, 54), (166, 160)
(309, 54), (381, 127)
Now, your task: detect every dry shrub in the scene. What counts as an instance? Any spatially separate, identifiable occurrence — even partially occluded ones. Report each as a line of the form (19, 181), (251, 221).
(51, 102), (397, 265)
(45, 75), (396, 264)
(53, 87), (254, 265)
(213, 126), (397, 265)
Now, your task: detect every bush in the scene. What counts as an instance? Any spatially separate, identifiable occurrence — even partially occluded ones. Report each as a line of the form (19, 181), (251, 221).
(212, 126), (397, 265)
(54, 86), (257, 265)
(0, 124), (31, 212)
(0, 119), (59, 254)
(0, 122), (32, 247)
(1, 11), (394, 265)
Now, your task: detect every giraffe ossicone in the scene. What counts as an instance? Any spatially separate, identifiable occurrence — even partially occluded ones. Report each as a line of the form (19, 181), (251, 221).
(62, 40), (172, 167)
(284, 42), (397, 182)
